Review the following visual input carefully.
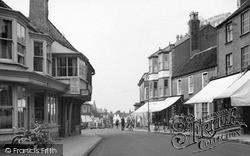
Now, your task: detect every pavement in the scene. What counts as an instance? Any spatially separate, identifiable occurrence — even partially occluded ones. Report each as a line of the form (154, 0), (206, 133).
(54, 133), (103, 156)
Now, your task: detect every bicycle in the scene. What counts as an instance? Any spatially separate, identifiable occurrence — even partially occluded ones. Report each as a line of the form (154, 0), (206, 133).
(11, 123), (53, 149)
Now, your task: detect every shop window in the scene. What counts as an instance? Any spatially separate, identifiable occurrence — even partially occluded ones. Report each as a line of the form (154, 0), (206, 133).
(202, 103), (208, 117)
(0, 85), (12, 129)
(35, 93), (44, 123)
(47, 93), (56, 124)
(34, 41), (43, 72)
(0, 18), (12, 59)
(17, 87), (26, 128)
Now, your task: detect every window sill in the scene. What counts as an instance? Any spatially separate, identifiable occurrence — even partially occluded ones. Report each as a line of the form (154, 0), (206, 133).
(240, 31), (250, 38)
(0, 60), (28, 70)
(225, 40), (233, 45)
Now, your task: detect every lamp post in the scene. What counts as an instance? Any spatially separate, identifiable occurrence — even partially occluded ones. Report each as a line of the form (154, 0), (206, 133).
(147, 74), (150, 132)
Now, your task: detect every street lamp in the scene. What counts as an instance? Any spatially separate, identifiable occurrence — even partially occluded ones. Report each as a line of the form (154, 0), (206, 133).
(147, 74), (150, 132)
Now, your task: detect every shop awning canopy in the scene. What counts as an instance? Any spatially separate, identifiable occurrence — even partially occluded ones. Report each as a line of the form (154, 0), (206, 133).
(185, 73), (241, 104)
(81, 115), (93, 122)
(215, 71), (250, 106)
(150, 96), (180, 112)
(132, 96), (180, 114)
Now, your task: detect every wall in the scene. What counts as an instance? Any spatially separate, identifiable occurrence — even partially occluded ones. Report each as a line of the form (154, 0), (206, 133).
(217, 11), (250, 77)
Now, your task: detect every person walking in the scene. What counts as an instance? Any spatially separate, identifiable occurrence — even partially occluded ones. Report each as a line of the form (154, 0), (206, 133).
(121, 117), (125, 131)
(115, 119), (119, 129)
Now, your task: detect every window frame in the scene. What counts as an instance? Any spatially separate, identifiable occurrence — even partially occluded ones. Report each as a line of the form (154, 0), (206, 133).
(164, 78), (168, 96)
(226, 53), (233, 75)
(188, 75), (194, 94)
(177, 78), (182, 95)
(241, 45), (249, 69)
(201, 103), (208, 117)
(17, 22), (26, 65)
(0, 85), (13, 129)
(226, 22), (233, 43)
(241, 10), (249, 35)
(0, 17), (13, 60)
(202, 72), (208, 88)
(33, 41), (44, 72)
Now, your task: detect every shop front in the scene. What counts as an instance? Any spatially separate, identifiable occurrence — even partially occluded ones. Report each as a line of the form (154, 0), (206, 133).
(0, 69), (68, 139)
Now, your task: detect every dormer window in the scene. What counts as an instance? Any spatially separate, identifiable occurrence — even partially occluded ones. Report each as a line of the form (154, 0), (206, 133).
(17, 23), (26, 65)
(0, 18), (12, 60)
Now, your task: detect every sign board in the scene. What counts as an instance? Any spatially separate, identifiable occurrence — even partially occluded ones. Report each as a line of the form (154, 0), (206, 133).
(81, 89), (89, 95)
(70, 78), (80, 94)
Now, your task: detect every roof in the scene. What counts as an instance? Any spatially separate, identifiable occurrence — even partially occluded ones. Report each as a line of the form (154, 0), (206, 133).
(48, 20), (78, 52)
(217, 0), (250, 28)
(0, 0), (11, 9)
(172, 46), (217, 78)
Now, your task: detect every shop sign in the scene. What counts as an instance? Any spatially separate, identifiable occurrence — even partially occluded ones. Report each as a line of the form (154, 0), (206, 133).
(70, 78), (80, 94)
(171, 107), (247, 153)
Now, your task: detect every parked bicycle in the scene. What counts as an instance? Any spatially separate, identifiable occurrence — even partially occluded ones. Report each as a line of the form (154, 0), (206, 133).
(11, 123), (53, 149)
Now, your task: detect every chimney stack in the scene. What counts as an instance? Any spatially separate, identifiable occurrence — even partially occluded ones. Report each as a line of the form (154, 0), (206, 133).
(188, 11), (200, 52)
(29, 0), (49, 33)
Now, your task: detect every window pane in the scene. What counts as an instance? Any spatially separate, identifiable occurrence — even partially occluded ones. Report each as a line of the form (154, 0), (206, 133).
(0, 108), (12, 129)
(34, 57), (43, 71)
(52, 58), (56, 76)
(34, 42), (43, 56)
(0, 19), (12, 39)
(0, 40), (12, 59)
(57, 58), (67, 76)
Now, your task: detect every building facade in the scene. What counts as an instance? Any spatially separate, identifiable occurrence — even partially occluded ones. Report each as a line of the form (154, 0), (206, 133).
(216, 0), (250, 132)
(0, 0), (94, 138)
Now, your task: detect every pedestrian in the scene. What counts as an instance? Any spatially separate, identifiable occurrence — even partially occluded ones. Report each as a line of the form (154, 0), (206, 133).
(115, 119), (119, 129)
(121, 117), (125, 131)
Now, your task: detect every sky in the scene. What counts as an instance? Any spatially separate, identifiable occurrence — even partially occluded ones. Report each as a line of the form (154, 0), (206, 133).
(4, 0), (238, 113)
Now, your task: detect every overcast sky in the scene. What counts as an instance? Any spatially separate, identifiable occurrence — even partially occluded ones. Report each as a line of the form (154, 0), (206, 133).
(4, 0), (237, 113)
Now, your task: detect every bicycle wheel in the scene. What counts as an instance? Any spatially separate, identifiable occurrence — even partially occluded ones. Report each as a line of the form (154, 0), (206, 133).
(11, 136), (25, 144)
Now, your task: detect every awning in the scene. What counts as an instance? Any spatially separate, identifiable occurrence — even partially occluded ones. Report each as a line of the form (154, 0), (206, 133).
(215, 71), (250, 106)
(185, 73), (241, 104)
(132, 96), (180, 114)
(150, 96), (180, 112)
(81, 115), (93, 122)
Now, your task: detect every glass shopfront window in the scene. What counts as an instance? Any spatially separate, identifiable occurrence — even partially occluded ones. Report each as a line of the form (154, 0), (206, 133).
(17, 87), (26, 128)
(47, 93), (56, 124)
(0, 85), (12, 129)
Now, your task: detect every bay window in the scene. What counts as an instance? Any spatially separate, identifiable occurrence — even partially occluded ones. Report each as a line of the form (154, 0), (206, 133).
(0, 18), (12, 59)
(17, 23), (26, 65)
(34, 41), (43, 72)
(46, 45), (52, 75)
(54, 57), (78, 77)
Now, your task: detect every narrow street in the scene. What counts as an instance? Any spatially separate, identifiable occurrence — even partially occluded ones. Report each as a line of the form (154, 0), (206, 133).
(84, 129), (250, 156)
